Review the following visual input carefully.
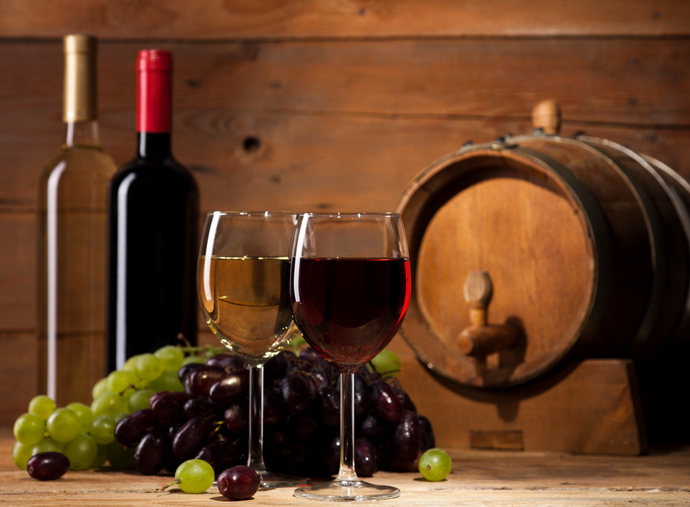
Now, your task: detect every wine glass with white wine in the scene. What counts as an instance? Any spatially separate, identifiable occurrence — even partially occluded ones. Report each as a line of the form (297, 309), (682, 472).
(197, 211), (301, 489)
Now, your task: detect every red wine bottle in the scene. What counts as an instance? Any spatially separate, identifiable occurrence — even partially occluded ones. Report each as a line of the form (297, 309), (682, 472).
(106, 49), (199, 371)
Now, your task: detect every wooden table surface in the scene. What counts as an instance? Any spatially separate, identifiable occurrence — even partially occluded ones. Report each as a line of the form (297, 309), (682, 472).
(1, 429), (689, 506)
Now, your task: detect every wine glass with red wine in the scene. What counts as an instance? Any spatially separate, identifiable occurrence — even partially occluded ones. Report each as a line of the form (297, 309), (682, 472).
(289, 212), (411, 501)
(198, 211), (301, 489)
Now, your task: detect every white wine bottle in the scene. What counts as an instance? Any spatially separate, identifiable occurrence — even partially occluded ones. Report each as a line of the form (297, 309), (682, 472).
(37, 34), (117, 406)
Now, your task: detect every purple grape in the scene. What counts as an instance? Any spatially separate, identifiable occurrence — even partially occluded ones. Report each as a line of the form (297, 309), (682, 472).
(150, 391), (191, 421)
(134, 431), (170, 475)
(385, 453), (420, 472)
(148, 391), (167, 407)
(370, 380), (403, 423)
(354, 374), (370, 418)
(317, 385), (339, 428)
(217, 465), (259, 500)
(357, 412), (384, 440)
(391, 410), (421, 461)
(224, 403), (248, 434)
(185, 365), (225, 396)
(264, 352), (288, 383)
(195, 441), (240, 476)
(114, 409), (159, 445)
(393, 386), (416, 413)
(208, 369), (250, 407)
(163, 452), (183, 474)
(183, 396), (218, 419)
(318, 436), (340, 476)
(300, 346), (331, 371)
(26, 452), (69, 481)
(289, 412), (318, 440)
(263, 388), (283, 427)
(355, 437), (379, 477)
(206, 353), (245, 371)
(172, 416), (214, 460)
(177, 362), (204, 383)
(306, 367), (332, 391)
(418, 414), (435, 451)
(167, 420), (185, 442)
(278, 374), (311, 415)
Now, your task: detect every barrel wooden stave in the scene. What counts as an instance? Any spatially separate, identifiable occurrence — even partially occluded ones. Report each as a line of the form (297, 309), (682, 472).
(398, 133), (689, 389)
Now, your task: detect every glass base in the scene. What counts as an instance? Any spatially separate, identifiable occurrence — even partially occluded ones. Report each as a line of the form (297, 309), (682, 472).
(255, 466), (303, 490)
(294, 478), (401, 502)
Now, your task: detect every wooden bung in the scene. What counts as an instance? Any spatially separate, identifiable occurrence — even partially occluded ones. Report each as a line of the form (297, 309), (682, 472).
(531, 99), (562, 135)
(396, 101), (690, 389)
(457, 271), (518, 358)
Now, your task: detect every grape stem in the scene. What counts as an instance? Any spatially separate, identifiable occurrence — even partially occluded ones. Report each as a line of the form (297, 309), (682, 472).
(160, 478), (181, 491)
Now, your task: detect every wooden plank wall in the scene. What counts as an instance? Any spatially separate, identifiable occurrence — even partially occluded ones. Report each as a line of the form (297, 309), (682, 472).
(1, 1), (689, 434)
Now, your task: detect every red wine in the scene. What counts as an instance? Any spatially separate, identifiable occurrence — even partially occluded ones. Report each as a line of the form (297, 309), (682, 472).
(105, 50), (199, 371)
(290, 257), (410, 372)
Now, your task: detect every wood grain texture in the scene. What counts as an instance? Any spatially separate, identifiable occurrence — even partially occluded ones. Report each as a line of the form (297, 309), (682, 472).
(0, 332), (36, 427)
(1, 38), (689, 211)
(0, 0), (689, 38)
(1, 1), (689, 447)
(395, 357), (646, 455)
(1, 428), (689, 506)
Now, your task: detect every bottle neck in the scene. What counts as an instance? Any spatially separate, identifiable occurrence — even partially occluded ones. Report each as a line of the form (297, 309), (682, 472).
(136, 131), (172, 161)
(135, 50), (174, 162)
(65, 119), (100, 148)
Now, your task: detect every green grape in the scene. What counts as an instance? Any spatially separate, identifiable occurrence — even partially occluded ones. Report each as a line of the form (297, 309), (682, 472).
(122, 355), (139, 373)
(146, 370), (184, 393)
(369, 348), (401, 378)
(91, 392), (128, 419)
(181, 354), (205, 366)
(105, 440), (135, 470)
(13, 413), (45, 446)
(92, 377), (110, 400)
(89, 415), (116, 445)
(155, 345), (184, 372)
(174, 459), (215, 494)
(66, 402), (94, 433)
(289, 334), (307, 354)
(418, 448), (452, 482)
(128, 388), (155, 412)
(28, 395), (56, 420)
(31, 436), (64, 455)
(11, 440), (32, 470)
(46, 408), (81, 443)
(92, 443), (107, 468)
(135, 353), (163, 383)
(106, 369), (140, 397)
(114, 412), (129, 424)
(63, 433), (98, 470)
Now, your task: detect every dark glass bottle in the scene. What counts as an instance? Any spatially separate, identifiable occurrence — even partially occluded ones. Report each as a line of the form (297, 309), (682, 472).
(105, 49), (199, 372)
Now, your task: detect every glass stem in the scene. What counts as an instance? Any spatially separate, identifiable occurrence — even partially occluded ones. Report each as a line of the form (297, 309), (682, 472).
(337, 372), (359, 482)
(248, 364), (266, 471)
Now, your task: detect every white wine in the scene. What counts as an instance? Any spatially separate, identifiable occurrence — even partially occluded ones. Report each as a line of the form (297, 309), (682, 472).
(37, 35), (117, 406)
(198, 256), (296, 366)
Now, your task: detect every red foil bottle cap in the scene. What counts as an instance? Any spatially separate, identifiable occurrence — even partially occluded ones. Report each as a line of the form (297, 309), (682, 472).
(137, 49), (172, 133)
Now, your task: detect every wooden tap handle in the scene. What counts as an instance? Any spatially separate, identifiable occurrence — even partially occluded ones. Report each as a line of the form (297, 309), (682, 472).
(464, 271), (493, 327)
(458, 324), (518, 357)
(532, 100), (562, 135)
(459, 270), (518, 358)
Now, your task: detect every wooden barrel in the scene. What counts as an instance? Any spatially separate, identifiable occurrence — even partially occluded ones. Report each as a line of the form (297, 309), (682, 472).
(396, 130), (690, 389)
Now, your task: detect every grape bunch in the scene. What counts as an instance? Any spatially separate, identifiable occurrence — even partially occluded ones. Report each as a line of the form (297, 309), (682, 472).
(11, 345), (191, 474)
(12, 341), (436, 485)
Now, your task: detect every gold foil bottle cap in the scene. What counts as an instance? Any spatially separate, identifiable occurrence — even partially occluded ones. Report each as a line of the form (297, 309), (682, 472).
(63, 34), (97, 122)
